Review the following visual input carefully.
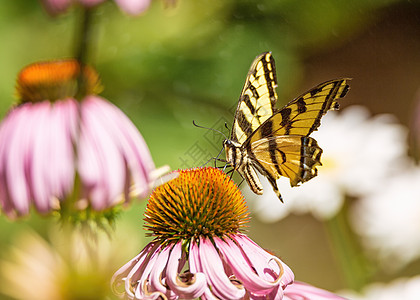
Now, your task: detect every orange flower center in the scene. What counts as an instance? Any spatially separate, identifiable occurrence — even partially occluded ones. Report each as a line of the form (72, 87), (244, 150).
(16, 60), (102, 103)
(144, 167), (249, 245)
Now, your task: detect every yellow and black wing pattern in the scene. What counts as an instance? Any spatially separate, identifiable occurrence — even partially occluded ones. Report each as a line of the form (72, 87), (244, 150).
(248, 78), (350, 193)
(225, 51), (350, 201)
(231, 52), (278, 145)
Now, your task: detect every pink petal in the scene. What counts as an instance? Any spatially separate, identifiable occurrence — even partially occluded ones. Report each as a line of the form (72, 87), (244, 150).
(50, 99), (79, 196)
(85, 96), (154, 200)
(215, 235), (285, 295)
(1, 104), (38, 216)
(284, 281), (347, 300)
(78, 97), (126, 210)
(123, 243), (162, 299)
(190, 237), (246, 300)
(0, 108), (23, 217)
(114, 0), (151, 15)
(27, 101), (55, 212)
(166, 242), (207, 299)
(189, 240), (219, 300)
(112, 242), (157, 298)
(132, 245), (166, 300)
(234, 234), (294, 287)
(40, 0), (72, 15)
(149, 245), (177, 299)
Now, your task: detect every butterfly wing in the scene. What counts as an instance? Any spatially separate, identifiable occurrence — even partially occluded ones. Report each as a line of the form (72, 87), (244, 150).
(250, 136), (322, 187)
(230, 52), (278, 144)
(248, 79), (350, 143)
(246, 79), (350, 187)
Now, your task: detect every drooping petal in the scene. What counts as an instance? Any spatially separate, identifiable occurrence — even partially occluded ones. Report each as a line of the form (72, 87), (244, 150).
(78, 97), (127, 210)
(132, 244), (167, 300)
(83, 96), (154, 200)
(189, 240), (219, 300)
(122, 243), (163, 299)
(27, 99), (79, 213)
(148, 245), (177, 299)
(284, 281), (347, 300)
(27, 101), (55, 213)
(166, 241), (207, 299)
(191, 237), (246, 300)
(1, 104), (38, 216)
(111, 242), (156, 298)
(50, 99), (79, 197)
(234, 234), (294, 287)
(215, 236), (286, 296)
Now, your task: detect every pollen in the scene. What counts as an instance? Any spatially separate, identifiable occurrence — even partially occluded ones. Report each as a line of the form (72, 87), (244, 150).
(144, 167), (250, 244)
(16, 60), (103, 103)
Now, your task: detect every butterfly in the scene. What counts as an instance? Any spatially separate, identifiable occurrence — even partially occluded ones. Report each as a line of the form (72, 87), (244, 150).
(223, 52), (350, 202)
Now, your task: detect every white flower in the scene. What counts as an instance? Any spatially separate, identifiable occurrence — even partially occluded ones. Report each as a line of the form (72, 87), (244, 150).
(247, 105), (408, 222)
(350, 162), (420, 269)
(341, 276), (420, 300)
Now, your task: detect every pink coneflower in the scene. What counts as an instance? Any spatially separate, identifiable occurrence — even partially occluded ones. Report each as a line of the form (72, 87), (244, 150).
(41, 0), (152, 16)
(284, 281), (347, 300)
(111, 167), (294, 299)
(0, 59), (157, 219)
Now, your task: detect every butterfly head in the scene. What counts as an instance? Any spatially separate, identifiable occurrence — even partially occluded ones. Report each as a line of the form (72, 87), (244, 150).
(223, 139), (243, 169)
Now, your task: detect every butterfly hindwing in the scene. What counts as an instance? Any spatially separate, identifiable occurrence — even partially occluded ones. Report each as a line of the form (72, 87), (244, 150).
(250, 136), (322, 187)
(231, 52), (278, 144)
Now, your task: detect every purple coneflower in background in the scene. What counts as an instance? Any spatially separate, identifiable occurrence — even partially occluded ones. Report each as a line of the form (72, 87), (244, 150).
(0, 59), (157, 219)
(41, 0), (151, 16)
(112, 167), (294, 299)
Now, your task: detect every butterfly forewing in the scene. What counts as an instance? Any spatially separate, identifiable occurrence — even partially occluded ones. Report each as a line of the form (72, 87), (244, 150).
(248, 79), (350, 145)
(231, 52), (278, 144)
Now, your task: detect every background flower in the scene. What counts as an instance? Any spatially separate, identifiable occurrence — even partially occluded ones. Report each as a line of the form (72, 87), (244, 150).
(0, 60), (158, 219)
(41, 0), (151, 16)
(0, 221), (142, 300)
(350, 162), (420, 269)
(341, 276), (420, 300)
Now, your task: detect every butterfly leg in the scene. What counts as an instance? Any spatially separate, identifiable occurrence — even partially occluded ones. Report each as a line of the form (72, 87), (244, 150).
(239, 164), (263, 195)
(266, 175), (283, 203)
(253, 163), (283, 202)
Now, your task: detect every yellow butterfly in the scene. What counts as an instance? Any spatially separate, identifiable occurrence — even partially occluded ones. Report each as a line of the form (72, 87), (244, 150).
(223, 52), (350, 202)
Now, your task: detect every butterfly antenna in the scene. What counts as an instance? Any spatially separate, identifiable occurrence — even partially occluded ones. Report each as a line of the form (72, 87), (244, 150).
(224, 122), (230, 132)
(198, 147), (226, 168)
(192, 120), (228, 140)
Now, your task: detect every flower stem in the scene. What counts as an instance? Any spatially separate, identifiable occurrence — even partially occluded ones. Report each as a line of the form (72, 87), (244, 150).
(75, 6), (95, 67)
(74, 6), (96, 99)
(324, 199), (373, 291)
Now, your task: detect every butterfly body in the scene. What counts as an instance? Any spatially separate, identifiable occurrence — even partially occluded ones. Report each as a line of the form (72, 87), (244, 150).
(223, 139), (264, 196)
(226, 52), (350, 201)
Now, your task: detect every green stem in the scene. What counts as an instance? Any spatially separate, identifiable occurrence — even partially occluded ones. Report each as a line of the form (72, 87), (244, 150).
(74, 6), (95, 99)
(324, 199), (374, 291)
(75, 7), (95, 67)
